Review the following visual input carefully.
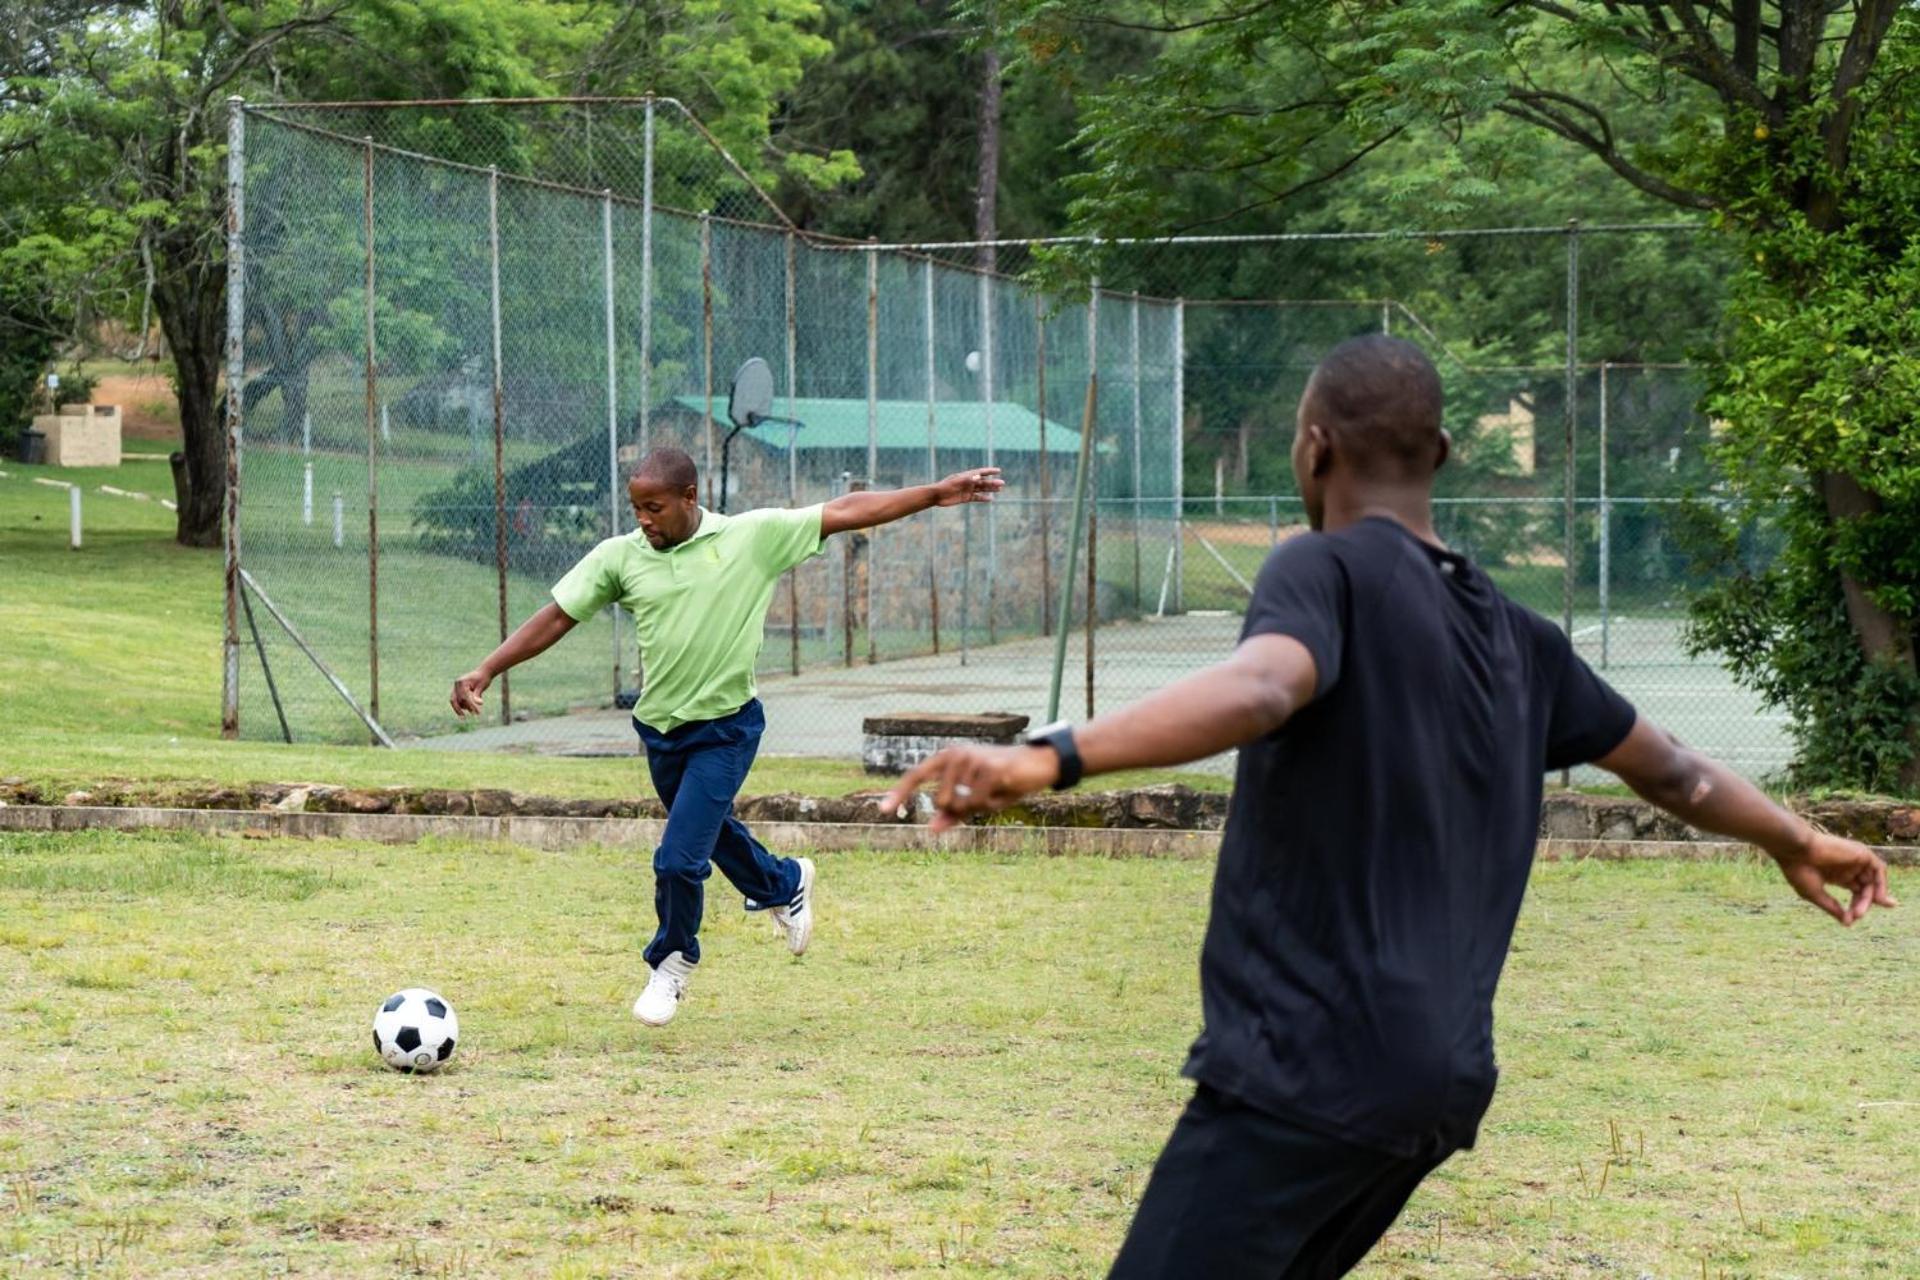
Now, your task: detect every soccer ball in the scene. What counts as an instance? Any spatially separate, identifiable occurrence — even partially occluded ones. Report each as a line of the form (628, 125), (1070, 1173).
(371, 988), (459, 1073)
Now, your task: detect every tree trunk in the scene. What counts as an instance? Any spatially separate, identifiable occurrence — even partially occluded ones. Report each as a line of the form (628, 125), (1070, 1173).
(975, 39), (1002, 273)
(153, 246), (226, 549)
(1819, 472), (1917, 665)
(1818, 470), (1920, 789)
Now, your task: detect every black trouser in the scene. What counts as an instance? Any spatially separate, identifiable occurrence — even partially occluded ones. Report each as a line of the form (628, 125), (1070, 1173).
(1108, 1085), (1452, 1280)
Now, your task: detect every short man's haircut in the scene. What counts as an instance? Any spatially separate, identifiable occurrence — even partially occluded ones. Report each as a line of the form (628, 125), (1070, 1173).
(634, 447), (698, 493)
(1302, 335), (1445, 478)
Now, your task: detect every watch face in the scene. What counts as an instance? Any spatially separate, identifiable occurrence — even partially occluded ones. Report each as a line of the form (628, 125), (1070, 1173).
(1026, 719), (1071, 744)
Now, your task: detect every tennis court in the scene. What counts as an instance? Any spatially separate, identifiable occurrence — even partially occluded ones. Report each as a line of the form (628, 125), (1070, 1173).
(410, 610), (1791, 779)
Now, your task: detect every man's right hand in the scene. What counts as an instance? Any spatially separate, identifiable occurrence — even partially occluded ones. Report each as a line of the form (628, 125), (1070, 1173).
(450, 669), (492, 717)
(1773, 831), (1898, 926)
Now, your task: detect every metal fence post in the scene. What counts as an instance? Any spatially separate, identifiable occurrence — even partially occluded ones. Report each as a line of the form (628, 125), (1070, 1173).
(603, 189), (622, 697)
(981, 271), (996, 644)
(1562, 218), (1579, 647)
(362, 136), (381, 736)
(1037, 294), (1052, 636)
(701, 213), (715, 509)
(1599, 360), (1611, 670)
(1086, 280), (1100, 719)
(866, 245), (879, 665)
(222, 96), (246, 739)
(1172, 297), (1185, 615)
(1130, 292), (1143, 614)
(639, 97), (654, 455)
(925, 257), (940, 654)
(1561, 219), (1579, 786)
(488, 166), (511, 724)
(785, 230), (800, 676)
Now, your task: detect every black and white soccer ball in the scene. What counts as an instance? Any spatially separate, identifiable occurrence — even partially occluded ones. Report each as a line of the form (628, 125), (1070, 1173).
(371, 988), (458, 1073)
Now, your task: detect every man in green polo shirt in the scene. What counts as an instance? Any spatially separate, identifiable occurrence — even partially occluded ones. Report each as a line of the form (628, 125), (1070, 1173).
(451, 447), (1003, 1025)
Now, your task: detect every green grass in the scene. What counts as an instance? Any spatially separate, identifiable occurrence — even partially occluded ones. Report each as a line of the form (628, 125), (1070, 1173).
(0, 832), (1910, 1277)
(0, 465), (1225, 800)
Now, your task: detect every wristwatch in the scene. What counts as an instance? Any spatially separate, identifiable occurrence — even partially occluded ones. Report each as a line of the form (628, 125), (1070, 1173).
(1025, 720), (1084, 791)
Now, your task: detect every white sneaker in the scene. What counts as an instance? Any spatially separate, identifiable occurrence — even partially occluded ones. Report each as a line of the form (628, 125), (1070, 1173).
(632, 951), (695, 1025)
(767, 858), (815, 957)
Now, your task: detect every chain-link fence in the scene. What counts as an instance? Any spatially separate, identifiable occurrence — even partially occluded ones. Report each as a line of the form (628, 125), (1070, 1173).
(224, 97), (1788, 778)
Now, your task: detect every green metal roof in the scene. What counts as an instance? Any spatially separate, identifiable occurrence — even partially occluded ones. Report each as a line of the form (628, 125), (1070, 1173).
(669, 396), (1083, 455)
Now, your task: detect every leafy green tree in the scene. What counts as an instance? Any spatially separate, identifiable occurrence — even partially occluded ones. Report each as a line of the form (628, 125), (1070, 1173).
(996, 0), (1920, 790)
(0, 0), (846, 547)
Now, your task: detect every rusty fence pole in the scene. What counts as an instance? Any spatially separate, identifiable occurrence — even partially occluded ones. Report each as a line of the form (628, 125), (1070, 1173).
(363, 136), (382, 739)
(865, 243), (879, 665)
(488, 166), (511, 724)
(924, 257), (940, 655)
(1036, 295), (1051, 637)
(785, 229), (801, 676)
(701, 213), (715, 509)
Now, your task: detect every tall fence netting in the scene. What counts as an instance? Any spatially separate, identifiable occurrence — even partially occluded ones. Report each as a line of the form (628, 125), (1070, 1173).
(232, 100), (1785, 778)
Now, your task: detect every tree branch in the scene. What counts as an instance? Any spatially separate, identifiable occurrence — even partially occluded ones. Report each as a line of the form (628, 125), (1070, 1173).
(1068, 1), (1283, 37)
(1497, 96), (1719, 209)
(1154, 126), (1406, 233)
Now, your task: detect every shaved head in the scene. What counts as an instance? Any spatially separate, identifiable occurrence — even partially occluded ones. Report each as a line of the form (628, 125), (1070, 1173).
(1300, 336), (1445, 480)
(635, 447), (698, 493)
(628, 448), (702, 549)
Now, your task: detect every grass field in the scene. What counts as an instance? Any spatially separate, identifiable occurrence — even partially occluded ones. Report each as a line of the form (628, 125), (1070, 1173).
(0, 831), (1912, 1278)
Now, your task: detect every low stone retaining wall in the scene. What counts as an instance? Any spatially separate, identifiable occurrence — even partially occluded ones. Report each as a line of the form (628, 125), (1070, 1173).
(4, 804), (1913, 866)
(1, 779), (1914, 863)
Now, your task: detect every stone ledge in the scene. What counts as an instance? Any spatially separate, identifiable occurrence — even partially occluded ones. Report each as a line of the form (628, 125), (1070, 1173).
(4, 805), (1913, 866)
(1, 779), (1914, 849)
(861, 712), (1031, 739)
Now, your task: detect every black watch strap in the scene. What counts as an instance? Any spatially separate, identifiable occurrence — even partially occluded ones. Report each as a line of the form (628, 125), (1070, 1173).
(1025, 721), (1084, 791)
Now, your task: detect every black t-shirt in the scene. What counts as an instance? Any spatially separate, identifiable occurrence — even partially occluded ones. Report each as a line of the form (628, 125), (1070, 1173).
(1184, 516), (1636, 1158)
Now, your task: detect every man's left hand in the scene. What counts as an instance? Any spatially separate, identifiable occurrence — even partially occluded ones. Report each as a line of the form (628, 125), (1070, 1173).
(883, 744), (1060, 832)
(932, 468), (1005, 507)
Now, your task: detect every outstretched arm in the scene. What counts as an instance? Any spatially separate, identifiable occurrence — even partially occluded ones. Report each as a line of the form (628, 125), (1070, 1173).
(450, 602), (579, 717)
(882, 633), (1318, 831)
(1597, 716), (1897, 925)
(819, 467), (1003, 537)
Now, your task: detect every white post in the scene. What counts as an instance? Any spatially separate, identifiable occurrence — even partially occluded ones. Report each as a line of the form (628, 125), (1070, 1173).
(332, 491), (344, 548)
(221, 95), (247, 738)
(69, 485), (81, 549)
(380, 400), (390, 444)
(603, 190), (622, 694)
(302, 460), (313, 525)
(639, 98), (655, 454)
(301, 410), (311, 455)
(1172, 298), (1185, 613)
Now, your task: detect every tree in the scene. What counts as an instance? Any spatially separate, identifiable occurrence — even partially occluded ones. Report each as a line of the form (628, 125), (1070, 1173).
(0, 0), (846, 548)
(773, 1), (1153, 244)
(995, 0), (1920, 790)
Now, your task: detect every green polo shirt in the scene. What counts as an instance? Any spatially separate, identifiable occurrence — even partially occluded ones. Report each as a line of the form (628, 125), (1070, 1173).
(550, 505), (826, 733)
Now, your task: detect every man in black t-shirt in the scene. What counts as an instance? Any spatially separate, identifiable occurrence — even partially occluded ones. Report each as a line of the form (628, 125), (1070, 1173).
(884, 335), (1896, 1279)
